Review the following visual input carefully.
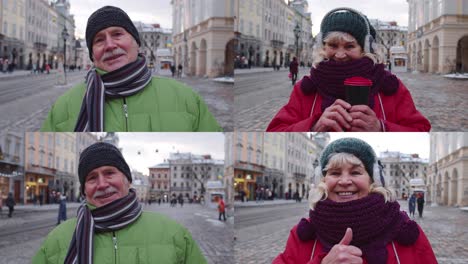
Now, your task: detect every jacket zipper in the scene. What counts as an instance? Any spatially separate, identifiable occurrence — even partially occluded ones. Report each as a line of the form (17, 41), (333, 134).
(112, 231), (118, 264)
(123, 98), (129, 131)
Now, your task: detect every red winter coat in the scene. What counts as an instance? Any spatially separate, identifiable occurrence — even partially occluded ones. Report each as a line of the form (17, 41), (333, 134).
(267, 79), (431, 132)
(273, 224), (437, 264)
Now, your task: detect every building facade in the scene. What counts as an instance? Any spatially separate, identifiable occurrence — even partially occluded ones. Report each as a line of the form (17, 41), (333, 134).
(53, 133), (77, 201)
(407, 0), (468, 73)
(168, 152), (224, 200)
(172, 0), (236, 77)
(380, 151), (429, 199)
(237, 0), (313, 68)
(370, 19), (408, 64)
(131, 170), (149, 203)
(0, 0), (26, 68)
(428, 132), (467, 207)
(134, 21), (173, 70)
(148, 162), (171, 201)
(0, 132), (24, 204)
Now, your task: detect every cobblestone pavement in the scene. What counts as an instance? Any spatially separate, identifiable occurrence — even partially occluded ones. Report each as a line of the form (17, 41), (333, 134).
(0, 70), (233, 133)
(234, 200), (468, 264)
(234, 68), (468, 131)
(0, 203), (234, 264)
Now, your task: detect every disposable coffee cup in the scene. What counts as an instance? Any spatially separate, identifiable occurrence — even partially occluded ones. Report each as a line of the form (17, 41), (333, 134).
(344, 77), (373, 106)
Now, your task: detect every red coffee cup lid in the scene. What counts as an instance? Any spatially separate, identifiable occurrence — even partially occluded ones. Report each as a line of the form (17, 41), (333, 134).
(344, 76), (373, 86)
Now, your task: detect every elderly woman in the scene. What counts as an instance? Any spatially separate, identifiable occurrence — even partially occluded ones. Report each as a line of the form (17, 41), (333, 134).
(273, 138), (437, 264)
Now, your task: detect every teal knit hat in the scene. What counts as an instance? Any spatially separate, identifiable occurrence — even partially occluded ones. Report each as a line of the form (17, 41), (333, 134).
(320, 137), (376, 179)
(320, 9), (376, 50)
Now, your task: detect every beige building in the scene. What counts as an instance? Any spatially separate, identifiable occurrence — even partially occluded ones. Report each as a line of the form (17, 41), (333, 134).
(237, 0), (312, 68)
(284, 133), (322, 199)
(24, 133), (56, 204)
(148, 162), (171, 201)
(0, 0), (26, 68)
(172, 0), (236, 77)
(0, 132), (24, 204)
(225, 132), (264, 201)
(407, 0), (468, 73)
(54, 133), (77, 200)
(131, 170), (149, 202)
(428, 132), (468, 207)
(262, 133), (285, 198)
(380, 151), (429, 199)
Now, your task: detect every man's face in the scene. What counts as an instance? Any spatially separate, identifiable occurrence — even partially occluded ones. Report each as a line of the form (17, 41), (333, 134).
(92, 26), (139, 72)
(84, 166), (130, 207)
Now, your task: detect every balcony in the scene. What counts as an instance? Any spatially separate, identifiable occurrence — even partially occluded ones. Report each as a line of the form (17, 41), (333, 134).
(271, 39), (284, 49)
(170, 186), (192, 192)
(234, 161), (264, 173)
(293, 172), (306, 181)
(33, 42), (48, 52)
(26, 164), (56, 177)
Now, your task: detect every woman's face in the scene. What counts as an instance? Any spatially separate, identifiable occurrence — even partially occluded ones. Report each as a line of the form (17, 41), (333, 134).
(324, 161), (371, 202)
(323, 33), (364, 62)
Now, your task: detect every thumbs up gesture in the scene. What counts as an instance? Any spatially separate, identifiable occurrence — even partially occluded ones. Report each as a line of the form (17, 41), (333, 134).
(321, 228), (363, 264)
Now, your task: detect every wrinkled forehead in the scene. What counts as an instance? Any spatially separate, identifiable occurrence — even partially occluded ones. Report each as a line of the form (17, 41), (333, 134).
(93, 26), (128, 39)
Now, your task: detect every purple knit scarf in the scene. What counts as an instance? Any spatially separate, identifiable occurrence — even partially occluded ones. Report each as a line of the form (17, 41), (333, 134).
(296, 193), (419, 264)
(300, 57), (399, 112)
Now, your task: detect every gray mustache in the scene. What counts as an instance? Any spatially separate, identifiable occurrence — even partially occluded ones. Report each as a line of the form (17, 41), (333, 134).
(93, 186), (118, 199)
(102, 48), (127, 61)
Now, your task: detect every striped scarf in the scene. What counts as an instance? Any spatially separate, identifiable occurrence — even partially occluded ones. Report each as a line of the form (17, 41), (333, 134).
(74, 54), (152, 131)
(64, 189), (142, 264)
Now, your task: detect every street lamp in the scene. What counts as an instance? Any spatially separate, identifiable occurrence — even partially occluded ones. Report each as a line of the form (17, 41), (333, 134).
(61, 26), (69, 84)
(293, 23), (301, 60)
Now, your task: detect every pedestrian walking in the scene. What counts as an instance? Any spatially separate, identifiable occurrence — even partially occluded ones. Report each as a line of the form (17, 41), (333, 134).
(177, 64), (183, 78)
(417, 193), (425, 218)
(218, 197), (226, 221)
(178, 194), (184, 207)
(267, 7), (430, 132)
(408, 193), (416, 218)
(274, 138), (437, 264)
(57, 192), (67, 225)
(6, 192), (15, 218)
(170, 64), (176, 77)
(40, 5), (221, 133)
(289, 57), (299, 85)
(33, 142), (206, 264)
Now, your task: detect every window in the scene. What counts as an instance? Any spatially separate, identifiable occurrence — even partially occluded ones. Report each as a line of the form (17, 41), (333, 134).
(173, 182), (176, 187)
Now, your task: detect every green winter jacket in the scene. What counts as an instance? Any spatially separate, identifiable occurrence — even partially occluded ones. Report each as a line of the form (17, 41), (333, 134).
(32, 211), (207, 264)
(40, 75), (222, 132)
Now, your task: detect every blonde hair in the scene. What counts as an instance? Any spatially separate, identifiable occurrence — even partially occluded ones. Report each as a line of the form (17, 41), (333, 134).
(309, 152), (395, 209)
(312, 31), (385, 67)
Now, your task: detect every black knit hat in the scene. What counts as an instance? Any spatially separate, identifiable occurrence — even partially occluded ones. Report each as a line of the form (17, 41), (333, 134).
(85, 6), (141, 61)
(320, 137), (376, 180)
(78, 142), (132, 195)
(320, 9), (376, 50)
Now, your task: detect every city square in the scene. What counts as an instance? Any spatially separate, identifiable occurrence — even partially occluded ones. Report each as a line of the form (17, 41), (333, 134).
(234, 67), (468, 131)
(234, 200), (468, 264)
(0, 202), (234, 264)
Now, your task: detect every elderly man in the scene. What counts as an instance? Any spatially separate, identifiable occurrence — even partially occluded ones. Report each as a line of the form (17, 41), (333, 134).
(41, 6), (221, 132)
(33, 142), (206, 264)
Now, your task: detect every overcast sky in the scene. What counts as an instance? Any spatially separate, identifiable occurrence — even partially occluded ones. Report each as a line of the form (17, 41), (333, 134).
(70, 0), (407, 38)
(116, 133), (225, 175)
(329, 133), (430, 160)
